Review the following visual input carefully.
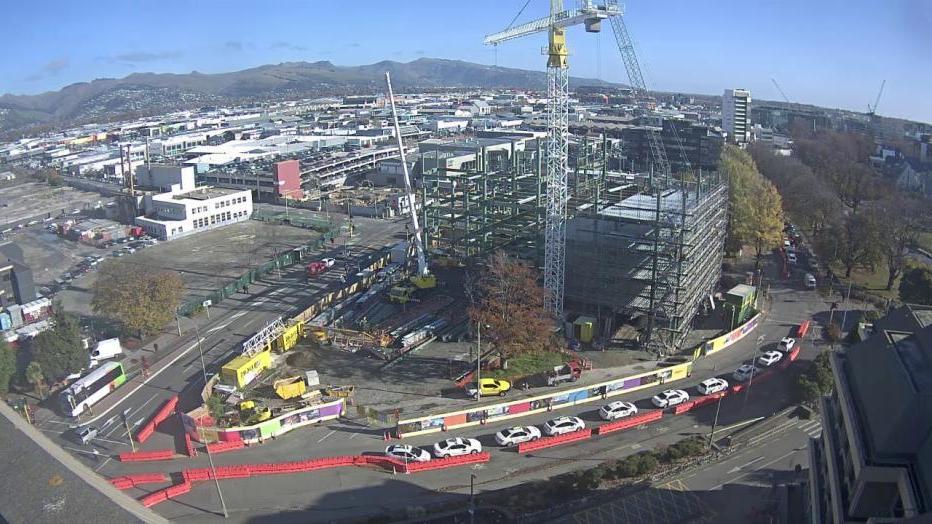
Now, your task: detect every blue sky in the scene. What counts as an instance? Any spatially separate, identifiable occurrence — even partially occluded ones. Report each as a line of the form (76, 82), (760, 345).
(3, 0), (930, 124)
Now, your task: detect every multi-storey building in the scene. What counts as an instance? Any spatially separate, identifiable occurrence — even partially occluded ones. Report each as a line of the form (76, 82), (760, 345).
(809, 304), (932, 523)
(135, 186), (253, 241)
(723, 88), (751, 145)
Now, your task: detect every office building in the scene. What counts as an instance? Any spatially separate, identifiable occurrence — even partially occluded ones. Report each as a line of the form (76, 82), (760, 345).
(808, 304), (932, 523)
(723, 89), (751, 145)
(135, 186), (253, 241)
(0, 242), (35, 307)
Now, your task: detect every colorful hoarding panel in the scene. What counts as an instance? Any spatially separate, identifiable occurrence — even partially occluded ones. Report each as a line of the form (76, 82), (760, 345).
(703, 313), (761, 356)
(198, 399), (344, 444)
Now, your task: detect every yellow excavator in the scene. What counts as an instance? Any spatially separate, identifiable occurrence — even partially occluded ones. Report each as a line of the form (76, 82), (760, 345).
(386, 72), (437, 303)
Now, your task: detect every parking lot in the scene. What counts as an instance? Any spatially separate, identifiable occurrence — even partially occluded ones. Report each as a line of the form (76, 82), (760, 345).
(0, 182), (109, 228)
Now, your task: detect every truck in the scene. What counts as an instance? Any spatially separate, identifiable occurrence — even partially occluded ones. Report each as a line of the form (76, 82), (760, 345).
(547, 361), (583, 386)
(89, 338), (123, 367)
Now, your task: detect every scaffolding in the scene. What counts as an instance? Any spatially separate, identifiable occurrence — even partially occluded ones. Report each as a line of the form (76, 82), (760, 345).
(421, 134), (727, 354)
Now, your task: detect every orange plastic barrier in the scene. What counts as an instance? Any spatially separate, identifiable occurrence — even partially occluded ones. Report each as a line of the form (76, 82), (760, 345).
(164, 480), (192, 499)
(594, 409), (663, 436)
(134, 422), (156, 444)
(402, 452), (491, 473)
(135, 395), (178, 444)
(118, 449), (175, 462)
(184, 433), (196, 457)
(183, 468), (212, 483)
(206, 440), (245, 454)
(517, 429), (592, 453)
(110, 477), (134, 490)
(731, 383), (744, 394)
(672, 401), (697, 415)
(212, 465), (252, 480)
(124, 472), (169, 485)
(690, 392), (726, 410)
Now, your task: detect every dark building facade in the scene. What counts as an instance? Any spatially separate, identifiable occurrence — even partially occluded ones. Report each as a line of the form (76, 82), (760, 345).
(0, 242), (35, 307)
(809, 304), (932, 523)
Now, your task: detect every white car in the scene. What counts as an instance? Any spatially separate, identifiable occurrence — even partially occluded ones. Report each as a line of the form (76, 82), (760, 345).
(783, 239), (791, 248)
(384, 444), (431, 462)
(494, 426), (542, 447)
(732, 364), (758, 382)
(651, 389), (690, 408)
(543, 416), (586, 436)
(322, 258), (336, 267)
(787, 252), (798, 264)
(599, 401), (638, 421)
(696, 377), (729, 395)
(432, 437), (482, 458)
(779, 337), (796, 352)
(757, 350), (784, 367)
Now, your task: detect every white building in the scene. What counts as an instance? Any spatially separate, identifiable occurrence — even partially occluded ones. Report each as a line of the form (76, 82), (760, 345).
(722, 88), (751, 145)
(135, 164), (196, 193)
(135, 186), (252, 241)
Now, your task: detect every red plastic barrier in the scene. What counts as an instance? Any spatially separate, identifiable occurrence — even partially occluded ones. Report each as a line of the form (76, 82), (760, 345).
(164, 480), (192, 499)
(731, 383), (745, 394)
(140, 490), (168, 508)
(797, 320), (810, 338)
(118, 449), (175, 462)
(212, 465), (252, 480)
(517, 428), (592, 453)
(184, 433), (196, 457)
(788, 346), (801, 362)
(110, 477), (134, 490)
(206, 440), (245, 454)
(751, 369), (776, 384)
(691, 392), (726, 410)
(183, 468), (211, 483)
(672, 401), (696, 415)
(134, 422), (156, 444)
(403, 452), (491, 473)
(152, 396), (179, 428)
(125, 472), (169, 485)
(594, 409), (663, 436)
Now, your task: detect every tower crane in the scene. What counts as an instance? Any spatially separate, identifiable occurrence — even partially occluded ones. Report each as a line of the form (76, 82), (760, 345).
(867, 79), (885, 116)
(385, 72), (436, 292)
(771, 78), (791, 103)
(485, 0), (619, 317)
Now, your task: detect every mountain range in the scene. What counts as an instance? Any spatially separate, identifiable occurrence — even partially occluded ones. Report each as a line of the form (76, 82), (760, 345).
(0, 58), (619, 133)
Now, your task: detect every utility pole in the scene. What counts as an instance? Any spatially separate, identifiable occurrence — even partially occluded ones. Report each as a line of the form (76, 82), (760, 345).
(707, 394), (723, 449)
(475, 322), (482, 402)
(122, 408), (136, 453)
(190, 320), (228, 519)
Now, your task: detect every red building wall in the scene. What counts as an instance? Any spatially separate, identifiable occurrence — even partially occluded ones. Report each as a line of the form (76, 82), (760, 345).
(273, 160), (303, 199)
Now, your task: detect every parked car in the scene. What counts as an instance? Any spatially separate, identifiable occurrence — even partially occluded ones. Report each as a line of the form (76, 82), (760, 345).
(384, 444), (431, 462)
(651, 389), (690, 408)
(779, 337), (796, 352)
(599, 401), (638, 421)
(494, 426), (541, 447)
(805, 273), (817, 289)
(73, 425), (99, 445)
(432, 437), (482, 458)
(732, 364), (758, 382)
(322, 258), (336, 267)
(465, 378), (511, 398)
(757, 350), (784, 367)
(696, 377), (729, 395)
(543, 416), (586, 436)
(111, 251), (125, 257)
(787, 252), (798, 264)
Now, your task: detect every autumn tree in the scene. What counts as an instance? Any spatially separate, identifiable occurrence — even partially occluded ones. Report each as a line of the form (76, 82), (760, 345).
(467, 252), (557, 359)
(30, 309), (86, 381)
(899, 264), (932, 305)
(92, 261), (186, 337)
(721, 145), (784, 268)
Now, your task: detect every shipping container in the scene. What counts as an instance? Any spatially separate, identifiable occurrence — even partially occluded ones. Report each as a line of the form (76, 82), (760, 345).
(220, 350), (272, 389)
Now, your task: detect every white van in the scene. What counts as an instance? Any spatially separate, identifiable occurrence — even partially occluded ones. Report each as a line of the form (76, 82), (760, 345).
(89, 338), (123, 366)
(805, 273), (817, 289)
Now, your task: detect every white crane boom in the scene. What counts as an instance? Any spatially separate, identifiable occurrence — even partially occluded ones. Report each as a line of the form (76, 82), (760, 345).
(385, 72), (430, 280)
(484, 2), (618, 46)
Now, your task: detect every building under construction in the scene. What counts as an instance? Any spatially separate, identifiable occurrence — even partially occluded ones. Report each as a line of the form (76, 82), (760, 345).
(421, 134), (727, 354)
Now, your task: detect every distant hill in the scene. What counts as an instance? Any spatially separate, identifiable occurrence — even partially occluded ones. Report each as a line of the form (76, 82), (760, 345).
(0, 58), (620, 132)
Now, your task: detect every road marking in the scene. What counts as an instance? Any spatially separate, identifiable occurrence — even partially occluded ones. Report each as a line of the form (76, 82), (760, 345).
(62, 446), (101, 457)
(714, 416), (766, 433)
(108, 393), (158, 437)
(42, 420), (75, 427)
(727, 455), (765, 474)
(206, 322), (233, 334)
(91, 436), (127, 446)
(713, 449), (799, 489)
(317, 430), (337, 443)
(231, 311), (248, 320)
(94, 457), (113, 472)
(799, 420), (821, 432)
(349, 432), (360, 440)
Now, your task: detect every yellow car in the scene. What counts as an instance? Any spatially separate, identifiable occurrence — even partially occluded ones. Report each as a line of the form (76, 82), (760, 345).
(465, 378), (511, 398)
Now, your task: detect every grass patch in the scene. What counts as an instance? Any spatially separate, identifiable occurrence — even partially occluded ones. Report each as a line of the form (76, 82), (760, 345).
(916, 231), (932, 254)
(485, 350), (569, 380)
(828, 262), (900, 300)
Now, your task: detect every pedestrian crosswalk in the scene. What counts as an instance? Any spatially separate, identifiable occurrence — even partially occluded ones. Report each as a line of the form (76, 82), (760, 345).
(798, 419), (822, 438)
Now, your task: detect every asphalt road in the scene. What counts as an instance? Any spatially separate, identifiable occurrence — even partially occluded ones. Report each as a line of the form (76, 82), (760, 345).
(31, 234), (839, 523)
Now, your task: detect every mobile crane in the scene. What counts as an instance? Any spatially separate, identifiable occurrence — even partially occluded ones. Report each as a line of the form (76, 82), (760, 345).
(385, 72), (436, 303)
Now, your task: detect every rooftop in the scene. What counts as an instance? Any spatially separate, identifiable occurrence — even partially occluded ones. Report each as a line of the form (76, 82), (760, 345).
(171, 186), (248, 201)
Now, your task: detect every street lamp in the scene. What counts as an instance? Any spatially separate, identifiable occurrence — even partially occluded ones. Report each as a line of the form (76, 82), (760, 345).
(475, 323), (490, 402)
(181, 317), (229, 519)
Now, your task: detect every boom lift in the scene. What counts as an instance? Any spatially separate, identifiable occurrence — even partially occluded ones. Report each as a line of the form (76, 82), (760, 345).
(385, 72), (437, 296)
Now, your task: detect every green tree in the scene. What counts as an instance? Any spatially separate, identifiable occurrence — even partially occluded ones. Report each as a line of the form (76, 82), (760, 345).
(0, 340), (15, 395)
(873, 196), (927, 290)
(92, 261), (186, 337)
(25, 361), (45, 399)
(721, 145), (784, 269)
(30, 309), (86, 381)
(899, 264), (932, 305)
(795, 351), (834, 406)
(816, 213), (881, 278)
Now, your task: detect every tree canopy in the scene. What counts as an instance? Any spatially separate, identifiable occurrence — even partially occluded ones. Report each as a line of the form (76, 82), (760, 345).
(721, 145), (784, 266)
(92, 261), (186, 337)
(900, 264), (932, 305)
(0, 339), (15, 395)
(30, 308), (86, 382)
(468, 252), (557, 359)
